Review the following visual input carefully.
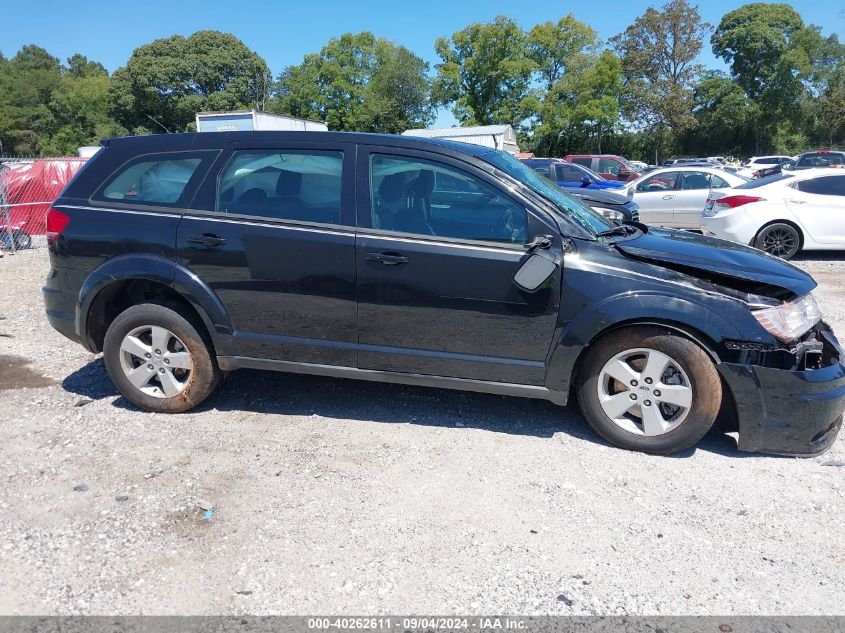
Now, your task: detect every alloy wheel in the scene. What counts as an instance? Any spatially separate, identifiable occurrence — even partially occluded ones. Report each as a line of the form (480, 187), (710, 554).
(760, 227), (797, 258)
(118, 325), (193, 398)
(596, 347), (693, 436)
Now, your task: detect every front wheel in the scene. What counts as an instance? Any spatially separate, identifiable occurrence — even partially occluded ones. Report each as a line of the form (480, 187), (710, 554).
(103, 303), (221, 412)
(577, 327), (722, 455)
(754, 222), (801, 260)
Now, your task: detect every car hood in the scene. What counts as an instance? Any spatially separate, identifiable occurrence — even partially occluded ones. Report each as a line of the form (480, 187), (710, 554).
(569, 188), (632, 207)
(614, 227), (816, 298)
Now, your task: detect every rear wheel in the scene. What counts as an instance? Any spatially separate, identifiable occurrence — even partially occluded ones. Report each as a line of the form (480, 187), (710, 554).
(577, 327), (722, 454)
(14, 230), (32, 249)
(103, 303), (220, 412)
(754, 222), (801, 260)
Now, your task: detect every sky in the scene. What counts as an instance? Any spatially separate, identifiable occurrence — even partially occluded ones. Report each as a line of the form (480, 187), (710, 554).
(3, 0), (844, 127)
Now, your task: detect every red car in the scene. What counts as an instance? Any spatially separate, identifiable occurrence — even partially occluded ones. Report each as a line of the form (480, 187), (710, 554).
(565, 154), (641, 182)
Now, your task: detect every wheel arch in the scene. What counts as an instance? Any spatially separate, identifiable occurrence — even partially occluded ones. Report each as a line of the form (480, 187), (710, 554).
(753, 219), (805, 251)
(77, 254), (232, 353)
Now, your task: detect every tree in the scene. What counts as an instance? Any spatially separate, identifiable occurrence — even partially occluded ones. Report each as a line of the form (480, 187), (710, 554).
(109, 31), (271, 133)
(683, 72), (756, 156)
(66, 54), (108, 79)
(710, 3), (840, 152)
(528, 14), (597, 91)
(272, 32), (434, 133)
(611, 0), (711, 160)
(433, 16), (535, 125)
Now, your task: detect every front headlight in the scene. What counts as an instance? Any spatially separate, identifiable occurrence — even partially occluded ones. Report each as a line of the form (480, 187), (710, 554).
(593, 207), (623, 221)
(752, 293), (822, 341)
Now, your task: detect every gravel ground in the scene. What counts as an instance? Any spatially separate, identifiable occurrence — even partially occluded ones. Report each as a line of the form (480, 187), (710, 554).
(0, 244), (843, 616)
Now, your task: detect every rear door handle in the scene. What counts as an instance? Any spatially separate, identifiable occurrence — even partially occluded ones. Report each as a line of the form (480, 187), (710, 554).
(662, 195), (675, 200)
(365, 252), (408, 265)
(187, 233), (227, 247)
(788, 199), (806, 204)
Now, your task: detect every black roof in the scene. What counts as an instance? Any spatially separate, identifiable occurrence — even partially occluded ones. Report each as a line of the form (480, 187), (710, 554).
(102, 131), (499, 158)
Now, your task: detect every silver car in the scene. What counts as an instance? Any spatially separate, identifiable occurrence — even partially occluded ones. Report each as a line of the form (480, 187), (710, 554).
(622, 167), (748, 229)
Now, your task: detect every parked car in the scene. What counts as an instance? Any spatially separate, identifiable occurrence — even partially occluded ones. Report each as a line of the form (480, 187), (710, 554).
(701, 169), (845, 260)
(565, 154), (641, 182)
(44, 131), (845, 456)
(738, 155), (795, 178)
(565, 187), (640, 223)
(793, 150), (845, 170)
(623, 167), (748, 229)
(520, 157), (625, 191)
(628, 160), (649, 172)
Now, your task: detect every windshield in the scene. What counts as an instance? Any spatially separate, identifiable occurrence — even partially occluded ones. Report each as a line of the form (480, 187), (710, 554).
(484, 151), (614, 236)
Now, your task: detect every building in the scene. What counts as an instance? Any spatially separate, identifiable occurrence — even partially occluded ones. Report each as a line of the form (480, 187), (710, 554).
(402, 125), (519, 154)
(196, 110), (327, 133)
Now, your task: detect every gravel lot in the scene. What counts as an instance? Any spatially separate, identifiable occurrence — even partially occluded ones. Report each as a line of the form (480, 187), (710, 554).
(0, 244), (843, 616)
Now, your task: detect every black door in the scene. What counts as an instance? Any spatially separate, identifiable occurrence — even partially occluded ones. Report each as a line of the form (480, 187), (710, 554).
(355, 147), (561, 385)
(177, 140), (357, 365)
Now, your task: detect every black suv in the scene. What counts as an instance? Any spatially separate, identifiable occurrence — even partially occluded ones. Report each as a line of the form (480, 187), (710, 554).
(44, 132), (845, 455)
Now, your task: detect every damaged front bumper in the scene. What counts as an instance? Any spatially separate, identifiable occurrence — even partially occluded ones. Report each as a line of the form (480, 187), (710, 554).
(718, 324), (845, 455)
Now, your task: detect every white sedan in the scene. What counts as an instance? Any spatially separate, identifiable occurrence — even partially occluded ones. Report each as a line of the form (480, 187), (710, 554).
(701, 168), (845, 259)
(622, 167), (748, 228)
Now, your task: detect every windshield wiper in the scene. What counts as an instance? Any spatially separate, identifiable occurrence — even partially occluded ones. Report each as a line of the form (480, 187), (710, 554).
(596, 224), (639, 238)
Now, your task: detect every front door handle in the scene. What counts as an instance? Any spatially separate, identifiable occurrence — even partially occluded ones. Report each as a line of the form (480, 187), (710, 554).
(788, 199), (807, 204)
(662, 195), (675, 200)
(187, 233), (227, 247)
(365, 252), (408, 265)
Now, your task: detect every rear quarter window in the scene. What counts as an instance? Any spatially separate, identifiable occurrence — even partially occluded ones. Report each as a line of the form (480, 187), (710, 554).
(92, 151), (216, 207)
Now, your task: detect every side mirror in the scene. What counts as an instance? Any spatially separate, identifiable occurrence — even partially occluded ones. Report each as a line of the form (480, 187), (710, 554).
(513, 253), (558, 292)
(580, 176), (592, 187)
(618, 169), (632, 179)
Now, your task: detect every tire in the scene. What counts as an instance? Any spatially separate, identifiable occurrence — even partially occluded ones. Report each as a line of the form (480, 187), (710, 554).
(14, 230), (31, 249)
(103, 303), (220, 413)
(754, 222), (801, 260)
(577, 327), (722, 455)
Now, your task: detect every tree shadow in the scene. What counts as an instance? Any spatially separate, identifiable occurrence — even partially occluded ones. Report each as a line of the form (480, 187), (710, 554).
(62, 358), (758, 457)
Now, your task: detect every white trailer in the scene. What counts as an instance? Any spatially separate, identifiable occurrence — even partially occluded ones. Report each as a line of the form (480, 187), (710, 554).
(196, 110), (327, 133)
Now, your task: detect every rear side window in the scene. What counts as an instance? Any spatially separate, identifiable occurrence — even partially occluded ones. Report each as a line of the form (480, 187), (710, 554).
(217, 150), (343, 224)
(94, 151), (211, 206)
(796, 175), (845, 196)
(680, 171), (711, 190)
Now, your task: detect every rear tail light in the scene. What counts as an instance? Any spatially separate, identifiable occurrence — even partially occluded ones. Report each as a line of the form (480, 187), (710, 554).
(713, 195), (765, 209)
(46, 207), (70, 246)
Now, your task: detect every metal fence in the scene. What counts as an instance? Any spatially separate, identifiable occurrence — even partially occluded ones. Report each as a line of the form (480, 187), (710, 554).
(0, 156), (87, 253)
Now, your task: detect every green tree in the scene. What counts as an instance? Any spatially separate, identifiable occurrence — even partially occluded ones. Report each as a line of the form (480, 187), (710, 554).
(710, 3), (840, 152)
(528, 14), (597, 91)
(433, 16), (535, 125)
(272, 32), (434, 133)
(683, 72), (756, 156)
(611, 0), (711, 160)
(109, 31), (271, 133)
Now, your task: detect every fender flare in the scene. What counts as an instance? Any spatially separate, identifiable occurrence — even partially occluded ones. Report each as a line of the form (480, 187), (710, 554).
(546, 291), (761, 393)
(76, 254), (232, 350)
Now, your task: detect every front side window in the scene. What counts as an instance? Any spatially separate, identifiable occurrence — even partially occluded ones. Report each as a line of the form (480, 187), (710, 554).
(571, 157), (592, 168)
(796, 175), (845, 196)
(217, 150), (343, 224)
(637, 172), (680, 192)
(598, 158), (621, 175)
(369, 154), (528, 244)
(558, 164), (587, 181)
(97, 152), (209, 206)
